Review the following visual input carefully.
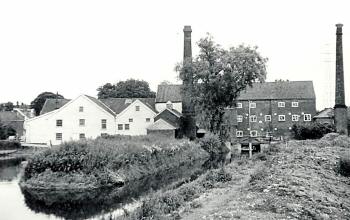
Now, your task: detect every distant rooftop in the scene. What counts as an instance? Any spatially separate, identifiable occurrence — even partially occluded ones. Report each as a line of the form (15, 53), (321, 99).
(40, 99), (71, 115)
(156, 81), (316, 102)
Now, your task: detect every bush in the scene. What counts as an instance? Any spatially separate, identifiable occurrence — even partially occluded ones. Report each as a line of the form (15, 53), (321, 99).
(291, 122), (336, 140)
(249, 166), (268, 184)
(332, 135), (350, 148)
(198, 133), (226, 154)
(0, 122), (16, 140)
(337, 156), (350, 177)
(0, 140), (21, 150)
(23, 136), (208, 189)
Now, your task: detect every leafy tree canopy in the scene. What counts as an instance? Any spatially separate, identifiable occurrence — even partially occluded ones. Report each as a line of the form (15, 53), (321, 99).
(176, 34), (268, 136)
(31, 92), (64, 116)
(97, 79), (156, 99)
(0, 102), (14, 111)
(0, 121), (16, 140)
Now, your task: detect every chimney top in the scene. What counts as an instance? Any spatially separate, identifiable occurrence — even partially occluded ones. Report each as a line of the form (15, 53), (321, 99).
(336, 23), (343, 28)
(183, 26), (192, 32)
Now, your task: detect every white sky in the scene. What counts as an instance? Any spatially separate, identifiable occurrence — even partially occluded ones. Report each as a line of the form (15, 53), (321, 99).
(0, 0), (349, 110)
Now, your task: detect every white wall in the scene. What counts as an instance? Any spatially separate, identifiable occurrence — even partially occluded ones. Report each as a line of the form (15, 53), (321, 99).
(116, 100), (157, 135)
(155, 102), (182, 113)
(24, 95), (116, 145)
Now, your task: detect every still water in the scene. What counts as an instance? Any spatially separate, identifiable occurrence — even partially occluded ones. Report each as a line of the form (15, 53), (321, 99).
(0, 158), (60, 220)
(0, 156), (215, 220)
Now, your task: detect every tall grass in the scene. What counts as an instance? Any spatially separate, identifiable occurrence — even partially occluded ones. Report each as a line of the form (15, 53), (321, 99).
(22, 135), (208, 190)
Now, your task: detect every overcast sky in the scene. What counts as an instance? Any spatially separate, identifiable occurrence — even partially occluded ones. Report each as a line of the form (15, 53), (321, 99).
(0, 0), (349, 110)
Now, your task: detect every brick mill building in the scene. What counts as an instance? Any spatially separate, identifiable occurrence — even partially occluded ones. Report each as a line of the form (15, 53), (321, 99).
(156, 80), (316, 138)
(235, 81), (316, 138)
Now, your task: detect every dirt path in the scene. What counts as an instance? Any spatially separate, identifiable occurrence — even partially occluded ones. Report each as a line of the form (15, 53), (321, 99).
(181, 162), (285, 220)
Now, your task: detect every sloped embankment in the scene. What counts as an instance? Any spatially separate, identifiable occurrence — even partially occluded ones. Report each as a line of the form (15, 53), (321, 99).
(247, 135), (350, 219)
(179, 134), (350, 219)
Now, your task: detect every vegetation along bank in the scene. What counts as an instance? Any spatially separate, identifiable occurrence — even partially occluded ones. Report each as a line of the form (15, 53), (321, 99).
(20, 135), (209, 190)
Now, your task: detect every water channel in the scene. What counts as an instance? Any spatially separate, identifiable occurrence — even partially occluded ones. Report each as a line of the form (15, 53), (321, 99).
(0, 154), (225, 220)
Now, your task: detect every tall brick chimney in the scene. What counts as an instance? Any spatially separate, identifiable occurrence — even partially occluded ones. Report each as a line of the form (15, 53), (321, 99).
(334, 23), (348, 135)
(181, 25), (196, 140)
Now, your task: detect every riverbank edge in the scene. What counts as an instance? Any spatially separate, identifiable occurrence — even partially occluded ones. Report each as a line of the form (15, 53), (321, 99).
(19, 145), (209, 191)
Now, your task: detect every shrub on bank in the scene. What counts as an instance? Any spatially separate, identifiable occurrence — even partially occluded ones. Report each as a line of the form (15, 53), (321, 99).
(132, 166), (233, 219)
(22, 135), (208, 189)
(291, 123), (335, 140)
(198, 133), (226, 154)
(337, 155), (350, 177)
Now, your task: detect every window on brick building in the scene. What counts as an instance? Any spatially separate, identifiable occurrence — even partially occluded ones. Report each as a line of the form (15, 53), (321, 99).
(304, 114), (311, 121)
(249, 115), (257, 122)
(236, 103), (243, 108)
(237, 115), (243, 122)
(292, 102), (299, 107)
(250, 130), (258, 137)
(265, 115), (271, 121)
(292, 115), (299, 121)
(249, 102), (256, 108)
(278, 102), (285, 107)
(236, 130), (243, 137)
(278, 115), (285, 121)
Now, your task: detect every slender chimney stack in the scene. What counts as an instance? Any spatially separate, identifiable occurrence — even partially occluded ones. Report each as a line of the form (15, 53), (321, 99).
(334, 23), (348, 135)
(182, 25), (196, 140)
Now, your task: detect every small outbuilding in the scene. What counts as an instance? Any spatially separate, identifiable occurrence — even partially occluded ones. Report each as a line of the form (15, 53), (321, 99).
(146, 119), (177, 137)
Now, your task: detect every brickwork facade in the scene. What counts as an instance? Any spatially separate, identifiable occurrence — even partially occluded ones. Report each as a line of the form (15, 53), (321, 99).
(235, 98), (316, 137)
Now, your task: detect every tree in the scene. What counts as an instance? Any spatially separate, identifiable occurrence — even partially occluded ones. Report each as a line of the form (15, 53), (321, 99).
(31, 92), (65, 116)
(0, 102), (14, 111)
(176, 35), (268, 137)
(97, 79), (156, 99)
(0, 121), (16, 140)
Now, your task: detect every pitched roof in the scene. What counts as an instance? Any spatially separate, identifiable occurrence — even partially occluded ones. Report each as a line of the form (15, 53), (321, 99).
(100, 98), (156, 114)
(0, 111), (24, 122)
(85, 95), (116, 116)
(40, 99), (71, 115)
(237, 81), (316, 100)
(147, 119), (177, 130)
(155, 108), (181, 128)
(156, 84), (183, 103)
(313, 108), (334, 119)
(155, 81), (316, 102)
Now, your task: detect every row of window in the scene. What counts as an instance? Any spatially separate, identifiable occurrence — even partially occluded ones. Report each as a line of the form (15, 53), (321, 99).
(77, 105), (142, 113)
(56, 119), (107, 129)
(56, 133), (86, 140)
(128, 118), (151, 122)
(237, 114), (312, 122)
(118, 124), (129, 130)
(236, 130), (279, 137)
(237, 101), (299, 109)
(56, 118), (152, 130)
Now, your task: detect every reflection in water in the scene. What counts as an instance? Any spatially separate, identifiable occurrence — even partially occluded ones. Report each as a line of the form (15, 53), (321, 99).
(21, 159), (209, 220)
(0, 158), (25, 181)
(0, 154), (227, 220)
(0, 157), (58, 220)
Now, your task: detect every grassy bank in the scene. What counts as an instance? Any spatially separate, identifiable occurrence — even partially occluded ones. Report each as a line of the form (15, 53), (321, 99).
(20, 135), (209, 190)
(116, 134), (350, 220)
